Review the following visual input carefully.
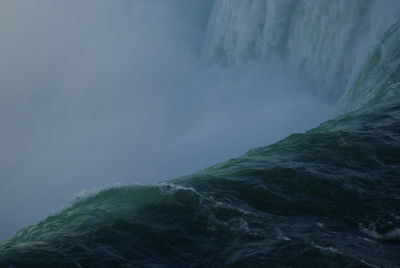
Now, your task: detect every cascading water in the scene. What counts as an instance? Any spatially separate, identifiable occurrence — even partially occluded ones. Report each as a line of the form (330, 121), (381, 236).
(336, 19), (400, 114)
(203, 0), (400, 103)
(1, 0), (400, 267)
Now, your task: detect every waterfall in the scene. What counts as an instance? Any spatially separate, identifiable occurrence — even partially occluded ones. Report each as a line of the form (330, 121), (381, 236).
(203, 0), (400, 105)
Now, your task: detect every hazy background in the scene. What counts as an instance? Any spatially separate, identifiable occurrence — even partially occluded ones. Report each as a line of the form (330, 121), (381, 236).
(0, 0), (331, 240)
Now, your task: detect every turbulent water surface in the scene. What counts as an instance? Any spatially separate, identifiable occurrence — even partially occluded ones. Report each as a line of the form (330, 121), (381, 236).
(1, 0), (400, 267)
(1, 100), (400, 267)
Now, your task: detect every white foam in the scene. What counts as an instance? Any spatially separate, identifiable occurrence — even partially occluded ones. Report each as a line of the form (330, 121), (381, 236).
(361, 227), (400, 241)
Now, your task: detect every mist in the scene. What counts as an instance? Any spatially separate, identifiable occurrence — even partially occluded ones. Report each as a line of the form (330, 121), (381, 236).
(0, 0), (332, 240)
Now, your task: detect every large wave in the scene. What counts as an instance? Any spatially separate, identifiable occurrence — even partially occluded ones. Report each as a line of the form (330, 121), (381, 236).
(1, 0), (400, 266)
(0, 0), (330, 240)
(1, 89), (400, 267)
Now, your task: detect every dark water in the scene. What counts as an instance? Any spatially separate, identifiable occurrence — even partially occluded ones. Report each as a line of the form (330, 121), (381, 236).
(0, 100), (399, 267)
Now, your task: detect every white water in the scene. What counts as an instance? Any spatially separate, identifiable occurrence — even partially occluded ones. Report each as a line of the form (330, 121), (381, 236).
(204, 0), (400, 103)
(336, 20), (400, 114)
(0, 0), (398, 241)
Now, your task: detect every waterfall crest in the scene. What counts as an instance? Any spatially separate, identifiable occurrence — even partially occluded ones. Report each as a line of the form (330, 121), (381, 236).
(203, 0), (400, 105)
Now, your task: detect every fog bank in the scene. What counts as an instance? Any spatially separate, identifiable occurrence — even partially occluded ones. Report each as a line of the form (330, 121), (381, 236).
(0, 1), (331, 240)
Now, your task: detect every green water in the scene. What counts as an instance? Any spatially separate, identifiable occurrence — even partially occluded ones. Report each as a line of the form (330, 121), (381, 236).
(0, 99), (399, 267)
